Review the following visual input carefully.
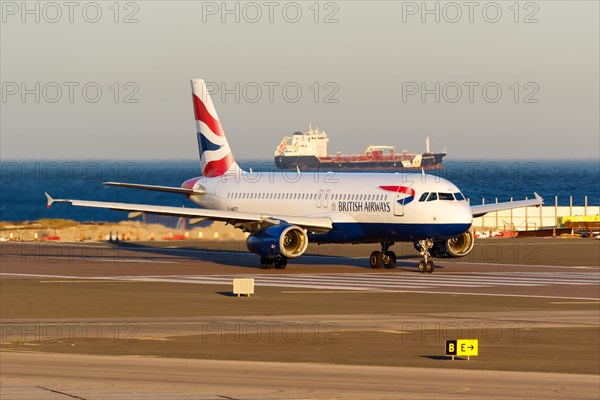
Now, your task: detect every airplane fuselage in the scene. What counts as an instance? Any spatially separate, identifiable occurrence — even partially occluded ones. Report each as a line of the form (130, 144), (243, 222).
(183, 172), (473, 243)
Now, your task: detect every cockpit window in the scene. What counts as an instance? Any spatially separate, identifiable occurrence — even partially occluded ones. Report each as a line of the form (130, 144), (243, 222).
(426, 192), (438, 202)
(454, 192), (465, 201)
(439, 192), (454, 201)
(418, 192), (429, 202)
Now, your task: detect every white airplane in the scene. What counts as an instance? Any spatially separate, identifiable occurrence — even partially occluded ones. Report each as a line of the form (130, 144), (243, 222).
(45, 79), (543, 272)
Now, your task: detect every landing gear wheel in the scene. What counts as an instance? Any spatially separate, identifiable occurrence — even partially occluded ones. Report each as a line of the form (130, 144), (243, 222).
(375, 242), (395, 270)
(425, 260), (435, 273)
(416, 239), (435, 274)
(388, 251), (397, 264)
(260, 257), (273, 270)
(383, 251), (396, 269)
(274, 258), (288, 270)
(370, 251), (383, 269)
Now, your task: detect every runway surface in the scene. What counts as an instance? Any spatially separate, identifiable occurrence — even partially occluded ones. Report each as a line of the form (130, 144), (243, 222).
(1, 240), (598, 300)
(2, 352), (599, 400)
(1, 240), (599, 399)
(3, 269), (599, 300)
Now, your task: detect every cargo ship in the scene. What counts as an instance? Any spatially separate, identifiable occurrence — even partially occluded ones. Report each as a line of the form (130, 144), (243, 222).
(274, 124), (446, 171)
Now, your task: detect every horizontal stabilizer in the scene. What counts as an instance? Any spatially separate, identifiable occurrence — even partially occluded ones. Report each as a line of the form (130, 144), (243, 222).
(103, 182), (204, 195)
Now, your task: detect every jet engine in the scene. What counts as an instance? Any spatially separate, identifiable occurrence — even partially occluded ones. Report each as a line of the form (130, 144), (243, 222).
(246, 225), (309, 259)
(430, 231), (475, 258)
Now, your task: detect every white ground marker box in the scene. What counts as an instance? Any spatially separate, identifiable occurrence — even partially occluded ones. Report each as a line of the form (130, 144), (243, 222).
(233, 278), (254, 297)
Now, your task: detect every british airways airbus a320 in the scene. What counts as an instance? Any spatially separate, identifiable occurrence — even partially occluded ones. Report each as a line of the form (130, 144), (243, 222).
(46, 79), (543, 272)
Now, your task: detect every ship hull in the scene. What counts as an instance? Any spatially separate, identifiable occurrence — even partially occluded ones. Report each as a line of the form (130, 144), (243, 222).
(275, 153), (445, 171)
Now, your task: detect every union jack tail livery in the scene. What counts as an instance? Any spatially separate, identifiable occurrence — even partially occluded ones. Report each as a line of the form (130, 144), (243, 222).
(191, 79), (239, 177)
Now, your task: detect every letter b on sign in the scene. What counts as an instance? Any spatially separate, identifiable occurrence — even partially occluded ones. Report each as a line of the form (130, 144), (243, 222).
(445, 339), (457, 356)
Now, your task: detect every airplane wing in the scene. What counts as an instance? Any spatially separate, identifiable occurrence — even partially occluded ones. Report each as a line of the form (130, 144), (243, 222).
(44, 193), (332, 233)
(471, 193), (543, 218)
(103, 182), (204, 195)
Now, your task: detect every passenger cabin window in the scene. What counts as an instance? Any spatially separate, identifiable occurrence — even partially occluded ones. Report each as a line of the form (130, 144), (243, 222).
(454, 192), (465, 201)
(439, 193), (454, 201)
(426, 192), (438, 202)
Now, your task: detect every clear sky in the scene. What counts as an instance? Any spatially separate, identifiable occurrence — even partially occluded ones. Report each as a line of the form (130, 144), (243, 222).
(1, 1), (599, 160)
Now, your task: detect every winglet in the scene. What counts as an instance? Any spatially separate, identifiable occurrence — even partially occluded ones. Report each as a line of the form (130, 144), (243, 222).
(45, 192), (54, 208)
(534, 192), (544, 205)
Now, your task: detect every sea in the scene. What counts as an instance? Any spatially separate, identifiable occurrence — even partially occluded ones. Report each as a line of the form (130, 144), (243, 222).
(1, 159), (598, 223)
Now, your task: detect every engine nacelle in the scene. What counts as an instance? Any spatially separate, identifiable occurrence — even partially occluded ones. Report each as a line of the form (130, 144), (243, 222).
(246, 225), (309, 259)
(430, 231), (475, 258)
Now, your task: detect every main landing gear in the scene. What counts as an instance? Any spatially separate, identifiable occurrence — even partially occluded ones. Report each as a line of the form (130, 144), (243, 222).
(416, 239), (435, 273)
(370, 242), (396, 269)
(261, 257), (287, 270)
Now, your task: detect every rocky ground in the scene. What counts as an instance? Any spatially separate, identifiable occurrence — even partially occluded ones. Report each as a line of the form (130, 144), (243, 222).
(0, 219), (248, 242)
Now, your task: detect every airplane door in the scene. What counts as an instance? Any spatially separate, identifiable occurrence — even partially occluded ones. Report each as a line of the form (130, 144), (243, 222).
(316, 189), (324, 208)
(394, 182), (414, 216)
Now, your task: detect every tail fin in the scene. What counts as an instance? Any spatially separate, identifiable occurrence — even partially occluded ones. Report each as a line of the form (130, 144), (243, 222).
(191, 79), (239, 177)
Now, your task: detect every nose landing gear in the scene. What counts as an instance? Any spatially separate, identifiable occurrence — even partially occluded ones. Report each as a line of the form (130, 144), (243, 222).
(261, 256), (288, 270)
(370, 241), (396, 269)
(416, 239), (435, 273)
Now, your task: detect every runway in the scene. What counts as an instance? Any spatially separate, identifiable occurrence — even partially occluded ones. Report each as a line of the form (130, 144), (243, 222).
(3, 269), (599, 300)
(2, 352), (599, 400)
(1, 240), (599, 398)
(1, 240), (598, 300)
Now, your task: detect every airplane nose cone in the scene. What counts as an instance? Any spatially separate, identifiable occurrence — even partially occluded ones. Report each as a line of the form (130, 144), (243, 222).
(444, 203), (472, 238)
(461, 203), (473, 226)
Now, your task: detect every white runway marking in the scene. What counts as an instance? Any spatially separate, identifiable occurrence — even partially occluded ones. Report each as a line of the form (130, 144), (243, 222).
(3, 271), (598, 299)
